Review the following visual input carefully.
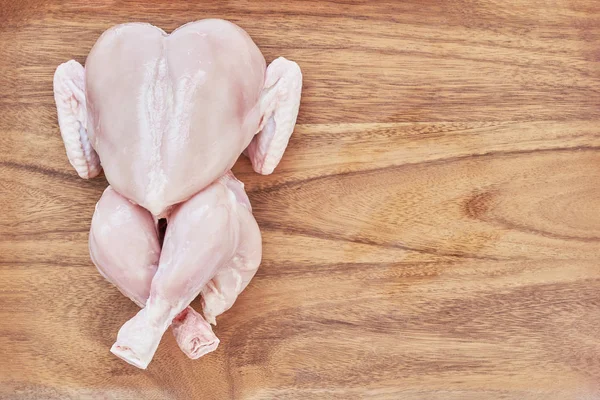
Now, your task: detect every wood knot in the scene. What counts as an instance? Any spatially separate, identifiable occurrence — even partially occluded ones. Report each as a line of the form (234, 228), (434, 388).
(464, 190), (497, 220)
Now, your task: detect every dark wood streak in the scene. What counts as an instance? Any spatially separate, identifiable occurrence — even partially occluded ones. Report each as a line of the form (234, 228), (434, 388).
(0, 160), (83, 182)
(248, 146), (600, 196)
(476, 213), (600, 243)
(256, 260), (449, 278)
(276, 44), (600, 73)
(258, 222), (526, 262)
(0, 261), (91, 269)
(1, 228), (90, 239)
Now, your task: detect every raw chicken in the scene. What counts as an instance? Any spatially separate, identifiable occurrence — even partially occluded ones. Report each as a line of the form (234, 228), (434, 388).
(111, 172), (261, 369)
(89, 186), (219, 359)
(53, 19), (302, 216)
(53, 19), (302, 369)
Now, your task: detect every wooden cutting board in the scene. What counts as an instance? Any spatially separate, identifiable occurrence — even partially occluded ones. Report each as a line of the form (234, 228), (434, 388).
(1, 1), (599, 399)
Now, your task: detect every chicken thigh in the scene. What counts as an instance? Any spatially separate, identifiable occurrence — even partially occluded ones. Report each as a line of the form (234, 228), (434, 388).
(201, 174), (263, 325)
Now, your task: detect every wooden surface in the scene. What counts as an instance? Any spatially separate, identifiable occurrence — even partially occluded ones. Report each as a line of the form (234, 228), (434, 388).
(1, 1), (600, 399)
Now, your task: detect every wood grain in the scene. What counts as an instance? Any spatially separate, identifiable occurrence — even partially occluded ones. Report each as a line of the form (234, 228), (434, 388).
(1, 1), (600, 399)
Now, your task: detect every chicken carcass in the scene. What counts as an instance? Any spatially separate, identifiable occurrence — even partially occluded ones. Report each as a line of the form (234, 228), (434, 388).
(53, 19), (302, 368)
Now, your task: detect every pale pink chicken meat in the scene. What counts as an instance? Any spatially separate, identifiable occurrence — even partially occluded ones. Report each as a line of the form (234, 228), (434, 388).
(111, 173), (261, 369)
(54, 19), (302, 216)
(52, 19), (302, 369)
(201, 173), (263, 325)
(89, 186), (219, 360)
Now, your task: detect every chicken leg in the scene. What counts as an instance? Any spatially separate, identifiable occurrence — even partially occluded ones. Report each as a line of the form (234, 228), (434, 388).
(111, 175), (262, 369)
(89, 186), (219, 360)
